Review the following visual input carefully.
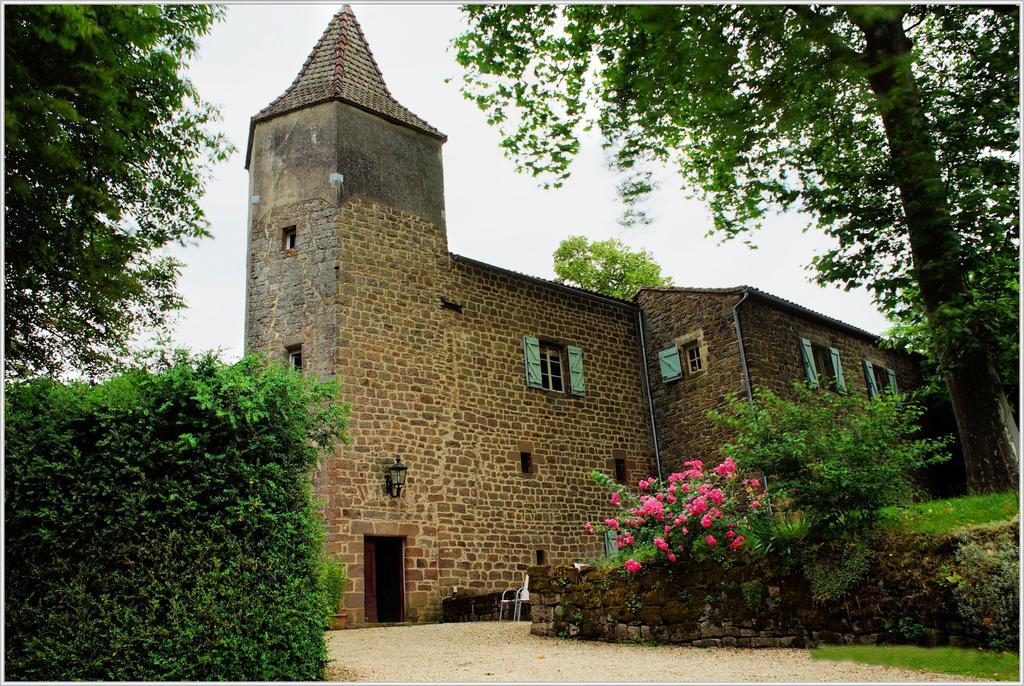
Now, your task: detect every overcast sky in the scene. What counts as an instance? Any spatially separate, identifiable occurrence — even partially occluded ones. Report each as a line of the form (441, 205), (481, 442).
(166, 3), (894, 360)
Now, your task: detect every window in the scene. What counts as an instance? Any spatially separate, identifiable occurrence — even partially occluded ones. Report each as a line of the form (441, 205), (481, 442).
(520, 451), (533, 474)
(799, 338), (846, 393)
(873, 364), (891, 392)
(685, 343), (703, 374)
(614, 458), (627, 484)
(523, 337), (585, 395)
(539, 345), (564, 392)
(287, 346), (302, 371)
(811, 343), (836, 388)
(282, 226), (297, 251)
(535, 549), (547, 565)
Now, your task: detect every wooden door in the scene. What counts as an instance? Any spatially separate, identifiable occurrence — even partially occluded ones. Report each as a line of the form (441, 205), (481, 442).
(364, 539), (377, 623)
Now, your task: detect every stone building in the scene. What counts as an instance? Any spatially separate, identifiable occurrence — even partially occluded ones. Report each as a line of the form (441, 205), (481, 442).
(244, 6), (917, 626)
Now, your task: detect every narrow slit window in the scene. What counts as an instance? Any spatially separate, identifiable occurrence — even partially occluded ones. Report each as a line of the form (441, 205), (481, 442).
(614, 458), (627, 484)
(283, 226), (297, 251)
(288, 347), (302, 371)
(520, 452), (532, 474)
(535, 549), (546, 565)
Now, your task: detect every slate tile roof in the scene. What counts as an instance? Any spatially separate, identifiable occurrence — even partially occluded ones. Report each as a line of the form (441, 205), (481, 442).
(246, 4), (445, 167)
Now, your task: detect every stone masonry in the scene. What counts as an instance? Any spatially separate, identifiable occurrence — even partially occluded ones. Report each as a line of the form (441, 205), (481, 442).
(244, 6), (931, 626)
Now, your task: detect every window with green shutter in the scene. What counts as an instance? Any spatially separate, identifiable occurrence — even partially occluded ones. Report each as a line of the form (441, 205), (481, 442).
(863, 358), (880, 398)
(658, 346), (682, 382)
(567, 346), (585, 396)
(829, 347), (847, 394)
(799, 338), (819, 388)
(523, 337), (585, 395)
(522, 336), (543, 389)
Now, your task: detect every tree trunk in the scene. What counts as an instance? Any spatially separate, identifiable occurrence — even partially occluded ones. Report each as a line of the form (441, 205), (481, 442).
(848, 7), (1019, 493)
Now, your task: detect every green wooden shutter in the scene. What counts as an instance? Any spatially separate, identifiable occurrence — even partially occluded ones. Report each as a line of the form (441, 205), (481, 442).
(799, 338), (819, 388)
(829, 347), (847, 394)
(603, 530), (616, 557)
(658, 346), (682, 382)
(567, 346), (585, 396)
(863, 359), (879, 398)
(886, 368), (899, 395)
(523, 336), (543, 389)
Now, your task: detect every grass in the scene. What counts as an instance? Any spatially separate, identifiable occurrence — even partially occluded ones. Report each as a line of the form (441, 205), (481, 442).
(881, 491), (1018, 535)
(812, 644), (1020, 681)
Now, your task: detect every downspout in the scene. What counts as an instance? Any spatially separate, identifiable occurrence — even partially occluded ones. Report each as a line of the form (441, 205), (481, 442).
(731, 288), (753, 401)
(731, 288), (771, 512)
(636, 307), (663, 482)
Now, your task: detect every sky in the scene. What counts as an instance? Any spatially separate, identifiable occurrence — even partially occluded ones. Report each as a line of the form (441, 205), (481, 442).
(167, 3), (894, 360)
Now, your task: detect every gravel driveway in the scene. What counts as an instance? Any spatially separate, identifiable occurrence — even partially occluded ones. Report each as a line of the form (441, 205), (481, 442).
(325, 622), (969, 682)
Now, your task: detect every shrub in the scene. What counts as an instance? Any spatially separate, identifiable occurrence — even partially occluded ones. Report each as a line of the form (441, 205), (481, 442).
(803, 538), (875, 603)
(950, 527), (1019, 650)
(585, 457), (766, 572)
(5, 352), (349, 680)
(318, 557), (348, 619)
(712, 384), (949, 536)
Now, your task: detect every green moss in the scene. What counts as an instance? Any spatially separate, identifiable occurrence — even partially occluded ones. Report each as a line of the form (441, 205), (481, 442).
(881, 492), (1018, 535)
(812, 645), (1019, 681)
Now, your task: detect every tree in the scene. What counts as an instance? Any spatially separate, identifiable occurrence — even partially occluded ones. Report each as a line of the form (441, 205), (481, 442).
(454, 5), (1019, 493)
(553, 235), (673, 299)
(4, 5), (231, 379)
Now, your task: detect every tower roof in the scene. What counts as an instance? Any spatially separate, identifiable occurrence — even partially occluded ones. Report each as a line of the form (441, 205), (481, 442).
(246, 5), (445, 167)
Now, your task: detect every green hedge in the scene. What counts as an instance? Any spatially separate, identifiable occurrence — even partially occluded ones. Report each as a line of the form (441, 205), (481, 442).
(4, 352), (349, 680)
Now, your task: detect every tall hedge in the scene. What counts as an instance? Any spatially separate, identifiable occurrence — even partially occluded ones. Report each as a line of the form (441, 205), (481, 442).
(4, 352), (349, 680)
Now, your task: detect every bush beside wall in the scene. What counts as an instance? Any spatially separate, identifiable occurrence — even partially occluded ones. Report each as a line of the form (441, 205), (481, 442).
(4, 353), (348, 680)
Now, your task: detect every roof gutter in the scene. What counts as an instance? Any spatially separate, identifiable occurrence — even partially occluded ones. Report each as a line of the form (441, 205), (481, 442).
(636, 308), (663, 482)
(732, 288), (753, 401)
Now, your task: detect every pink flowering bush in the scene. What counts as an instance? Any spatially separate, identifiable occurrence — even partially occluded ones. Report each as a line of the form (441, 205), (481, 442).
(585, 458), (767, 573)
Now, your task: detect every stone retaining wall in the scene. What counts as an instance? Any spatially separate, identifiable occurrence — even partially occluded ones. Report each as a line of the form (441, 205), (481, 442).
(527, 528), (1011, 648)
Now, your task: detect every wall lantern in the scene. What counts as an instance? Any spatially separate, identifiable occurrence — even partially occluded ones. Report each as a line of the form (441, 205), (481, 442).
(385, 457), (408, 498)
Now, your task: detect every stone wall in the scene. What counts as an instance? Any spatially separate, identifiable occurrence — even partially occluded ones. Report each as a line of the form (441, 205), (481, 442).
(637, 289), (747, 476)
(528, 528), (1001, 649)
(739, 296), (921, 401)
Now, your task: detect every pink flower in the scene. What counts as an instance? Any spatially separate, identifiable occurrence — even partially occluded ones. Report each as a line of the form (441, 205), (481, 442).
(640, 498), (664, 518)
(700, 514), (713, 528)
(667, 553), (677, 563)
(610, 492), (620, 506)
(666, 495), (677, 504)
(729, 535), (745, 550)
(654, 537), (669, 552)
(706, 535), (717, 547)
(751, 501), (760, 509)
(751, 479), (761, 489)
(664, 525), (672, 534)
(583, 522), (595, 534)
(624, 559), (643, 573)
(623, 533), (634, 545)
(604, 518), (620, 530)
(708, 488), (725, 506)
(714, 457), (737, 477)
(681, 527), (688, 535)
(639, 479), (649, 491)
(726, 530), (736, 540)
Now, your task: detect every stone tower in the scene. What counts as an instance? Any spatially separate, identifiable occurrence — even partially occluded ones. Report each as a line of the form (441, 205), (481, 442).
(245, 5), (659, 627)
(245, 6), (453, 623)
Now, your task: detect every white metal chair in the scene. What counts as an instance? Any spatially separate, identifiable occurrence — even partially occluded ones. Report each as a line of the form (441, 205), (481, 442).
(498, 574), (530, 621)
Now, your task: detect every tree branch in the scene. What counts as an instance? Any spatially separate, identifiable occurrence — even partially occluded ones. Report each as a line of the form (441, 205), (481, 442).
(785, 5), (864, 65)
